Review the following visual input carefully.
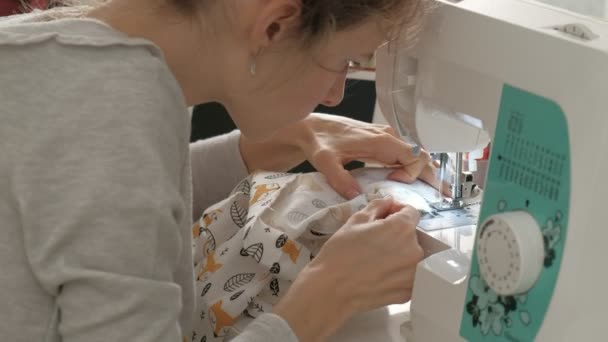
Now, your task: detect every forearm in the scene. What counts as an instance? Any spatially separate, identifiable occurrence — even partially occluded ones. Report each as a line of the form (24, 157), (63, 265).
(272, 264), (350, 342)
(231, 314), (299, 342)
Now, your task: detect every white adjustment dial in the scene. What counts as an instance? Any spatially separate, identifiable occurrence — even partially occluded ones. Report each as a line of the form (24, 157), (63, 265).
(477, 211), (544, 296)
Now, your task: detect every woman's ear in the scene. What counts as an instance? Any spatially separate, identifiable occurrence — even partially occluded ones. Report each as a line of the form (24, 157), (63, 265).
(250, 0), (302, 50)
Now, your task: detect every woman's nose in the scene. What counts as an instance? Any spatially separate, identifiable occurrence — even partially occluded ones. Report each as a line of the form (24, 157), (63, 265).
(321, 72), (347, 107)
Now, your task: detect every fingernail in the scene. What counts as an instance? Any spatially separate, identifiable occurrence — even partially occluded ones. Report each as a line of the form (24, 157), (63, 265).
(411, 145), (421, 157)
(346, 189), (361, 199)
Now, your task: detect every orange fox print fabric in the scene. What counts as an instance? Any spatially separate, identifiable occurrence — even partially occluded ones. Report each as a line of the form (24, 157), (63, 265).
(191, 168), (433, 341)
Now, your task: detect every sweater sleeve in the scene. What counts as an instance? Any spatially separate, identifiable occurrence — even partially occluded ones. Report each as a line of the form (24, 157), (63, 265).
(190, 130), (249, 220)
(12, 41), (192, 342)
(231, 314), (299, 342)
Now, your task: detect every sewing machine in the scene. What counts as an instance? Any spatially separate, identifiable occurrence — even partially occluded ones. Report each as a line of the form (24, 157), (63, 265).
(374, 0), (608, 341)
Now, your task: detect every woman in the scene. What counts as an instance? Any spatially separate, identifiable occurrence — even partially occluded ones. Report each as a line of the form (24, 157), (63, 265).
(0, 0), (434, 341)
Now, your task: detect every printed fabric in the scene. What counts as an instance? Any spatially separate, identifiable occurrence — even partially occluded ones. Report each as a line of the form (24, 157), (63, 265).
(191, 168), (433, 341)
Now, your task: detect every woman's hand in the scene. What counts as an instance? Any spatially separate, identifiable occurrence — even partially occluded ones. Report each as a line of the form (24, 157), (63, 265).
(239, 113), (443, 199)
(295, 113), (440, 199)
(273, 197), (423, 341)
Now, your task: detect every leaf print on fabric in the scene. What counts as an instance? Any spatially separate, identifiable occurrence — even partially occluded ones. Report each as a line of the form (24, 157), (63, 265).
(224, 273), (256, 292)
(201, 283), (212, 297)
(243, 225), (252, 240)
(233, 179), (251, 196)
(270, 278), (280, 296)
(200, 228), (216, 256)
(312, 199), (327, 209)
(270, 262), (281, 274)
(243, 310), (255, 319)
(219, 247), (230, 257)
(287, 211), (309, 224)
(230, 290), (245, 301)
(276, 234), (288, 248)
(307, 221), (329, 237)
(230, 201), (248, 228)
(264, 173), (291, 179)
(240, 243), (264, 263)
(307, 220), (321, 231)
(252, 303), (264, 313)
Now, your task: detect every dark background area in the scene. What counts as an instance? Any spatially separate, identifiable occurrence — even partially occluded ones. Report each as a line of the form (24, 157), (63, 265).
(190, 79), (377, 173)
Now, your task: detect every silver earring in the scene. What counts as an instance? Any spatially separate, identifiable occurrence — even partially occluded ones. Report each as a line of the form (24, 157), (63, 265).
(249, 48), (262, 76)
(249, 57), (257, 76)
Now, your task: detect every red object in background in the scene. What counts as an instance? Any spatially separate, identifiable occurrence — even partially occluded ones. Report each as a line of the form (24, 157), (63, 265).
(479, 144), (491, 160)
(0, 0), (48, 17)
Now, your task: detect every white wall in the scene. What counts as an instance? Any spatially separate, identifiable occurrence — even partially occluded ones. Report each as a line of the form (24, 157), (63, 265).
(536, 0), (608, 19)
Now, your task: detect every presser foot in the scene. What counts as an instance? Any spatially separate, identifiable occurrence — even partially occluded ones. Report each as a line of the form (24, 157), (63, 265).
(431, 198), (466, 212)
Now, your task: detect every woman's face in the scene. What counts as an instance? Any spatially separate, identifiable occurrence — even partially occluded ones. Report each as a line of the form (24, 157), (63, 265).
(224, 19), (387, 141)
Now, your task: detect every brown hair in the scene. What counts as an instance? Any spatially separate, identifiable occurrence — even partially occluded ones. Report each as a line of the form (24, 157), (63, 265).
(36, 0), (433, 45)
(297, 0), (433, 45)
(18, 0), (104, 20)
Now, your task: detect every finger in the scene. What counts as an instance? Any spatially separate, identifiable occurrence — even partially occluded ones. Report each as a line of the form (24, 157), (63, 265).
(396, 142), (427, 163)
(386, 159), (428, 183)
(360, 197), (396, 220)
(387, 168), (417, 183)
(346, 211), (373, 225)
(362, 135), (425, 166)
(388, 199), (408, 214)
(387, 205), (421, 223)
(380, 125), (398, 138)
(417, 164), (453, 197)
(388, 162), (452, 197)
(312, 151), (362, 199)
(386, 150), (432, 184)
(395, 151), (432, 181)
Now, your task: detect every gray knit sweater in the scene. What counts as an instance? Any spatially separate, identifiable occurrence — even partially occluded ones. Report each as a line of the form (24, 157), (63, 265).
(0, 13), (297, 342)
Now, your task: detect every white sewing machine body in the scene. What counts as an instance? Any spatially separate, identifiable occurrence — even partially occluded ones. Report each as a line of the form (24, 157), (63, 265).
(376, 0), (608, 341)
